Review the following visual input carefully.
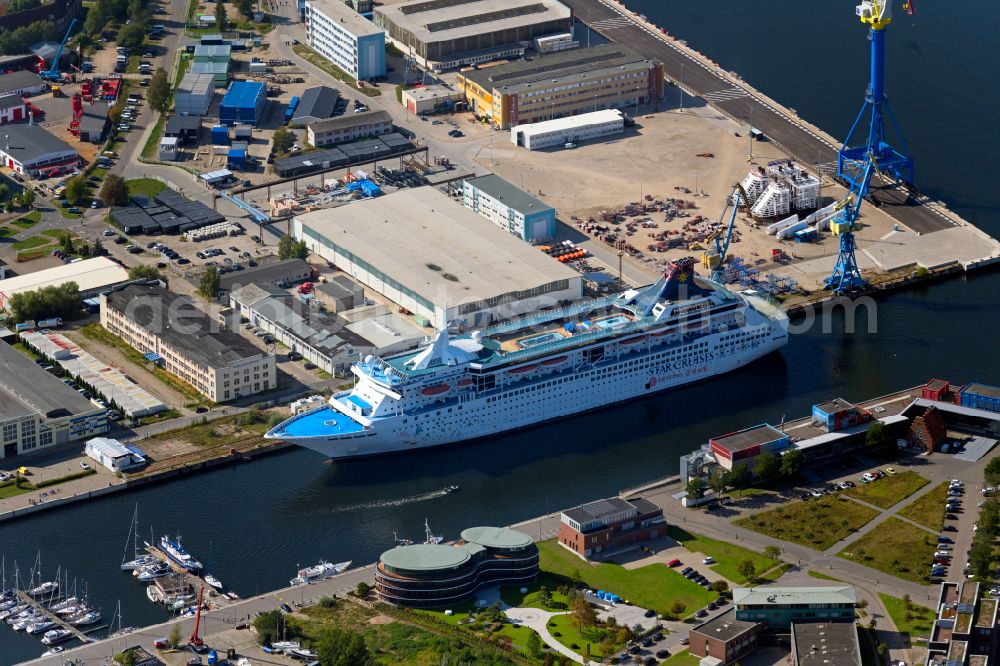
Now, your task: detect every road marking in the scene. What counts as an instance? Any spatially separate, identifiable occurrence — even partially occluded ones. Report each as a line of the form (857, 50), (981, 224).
(590, 16), (633, 29)
(701, 87), (749, 103)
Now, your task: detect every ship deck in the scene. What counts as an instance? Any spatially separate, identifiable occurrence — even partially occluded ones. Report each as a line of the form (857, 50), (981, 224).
(270, 407), (366, 439)
(497, 312), (637, 352)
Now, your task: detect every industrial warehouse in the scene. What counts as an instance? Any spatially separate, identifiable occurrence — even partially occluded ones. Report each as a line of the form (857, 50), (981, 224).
(374, 0), (572, 72)
(291, 186), (582, 329)
(0, 123), (80, 176)
(0, 257), (130, 310)
(457, 43), (663, 128)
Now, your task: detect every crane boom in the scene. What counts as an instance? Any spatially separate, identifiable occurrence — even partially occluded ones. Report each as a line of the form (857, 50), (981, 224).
(40, 19), (76, 82)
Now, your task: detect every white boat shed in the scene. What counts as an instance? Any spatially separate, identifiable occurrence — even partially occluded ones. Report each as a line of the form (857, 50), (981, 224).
(85, 437), (145, 472)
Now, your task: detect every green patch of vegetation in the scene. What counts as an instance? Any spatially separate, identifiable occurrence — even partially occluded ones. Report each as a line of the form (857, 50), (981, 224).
(667, 526), (775, 583)
(879, 593), (935, 639)
(41, 228), (72, 240)
(735, 495), (880, 550)
(662, 650), (702, 666)
(536, 539), (714, 616)
(125, 178), (167, 198)
(12, 235), (53, 251)
(12, 341), (42, 361)
(147, 412), (270, 449)
(292, 44), (382, 97)
(807, 569), (843, 582)
(0, 480), (33, 499)
(844, 471), (929, 509)
(135, 409), (182, 426)
(0, 226), (14, 239)
(898, 482), (948, 531)
(754, 562), (792, 584)
(35, 468), (96, 488)
(838, 517), (937, 583)
(545, 612), (620, 660)
(13, 210), (40, 228)
(140, 114), (167, 161)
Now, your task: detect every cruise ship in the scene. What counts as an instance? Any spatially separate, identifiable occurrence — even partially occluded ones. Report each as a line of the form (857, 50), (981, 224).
(266, 259), (789, 459)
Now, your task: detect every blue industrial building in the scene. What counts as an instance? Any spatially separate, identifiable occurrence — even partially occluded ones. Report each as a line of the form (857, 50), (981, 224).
(959, 384), (1000, 414)
(219, 81), (268, 126)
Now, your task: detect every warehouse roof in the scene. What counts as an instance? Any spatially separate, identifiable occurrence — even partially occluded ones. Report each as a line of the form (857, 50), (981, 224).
(86, 437), (132, 459)
(177, 72), (216, 95)
(218, 258), (312, 293)
(791, 622), (862, 666)
(0, 124), (78, 165)
(512, 109), (624, 137)
(221, 81), (266, 109)
(734, 586), (857, 607)
(78, 102), (110, 136)
(344, 312), (426, 350)
(308, 109), (392, 134)
(294, 186), (579, 308)
(0, 340), (99, 420)
(292, 86), (340, 124)
(376, 0), (569, 43)
(0, 69), (44, 95)
(0, 96), (24, 110)
(318, 275), (363, 301)
(308, 0), (384, 37)
(464, 173), (553, 217)
(462, 43), (655, 94)
(194, 44), (231, 59)
(0, 257), (128, 305)
(711, 423), (788, 453)
(103, 284), (268, 370)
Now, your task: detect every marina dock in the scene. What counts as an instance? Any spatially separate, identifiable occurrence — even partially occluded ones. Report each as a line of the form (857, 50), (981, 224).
(11, 590), (93, 645)
(139, 543), (240, 612)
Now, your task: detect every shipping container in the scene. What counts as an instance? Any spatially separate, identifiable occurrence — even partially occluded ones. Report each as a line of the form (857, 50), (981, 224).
(219, 81), (267, 127)
(211, 125), (230, 146)
(226, 149), (247, 171)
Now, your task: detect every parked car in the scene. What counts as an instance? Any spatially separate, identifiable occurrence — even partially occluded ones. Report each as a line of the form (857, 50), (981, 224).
(702, 556), (714, 564)
(666, 559), (681, 567)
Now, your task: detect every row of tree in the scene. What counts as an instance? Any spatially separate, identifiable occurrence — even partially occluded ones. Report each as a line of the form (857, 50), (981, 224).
(687, 447), (805, 500)
(0, 20), (58, 56)
(278, 234), (309, 260)
(6, 282), (81, 323)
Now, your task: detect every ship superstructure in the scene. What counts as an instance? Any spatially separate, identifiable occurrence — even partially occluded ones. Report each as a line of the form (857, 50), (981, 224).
(266, 259), (788, 459)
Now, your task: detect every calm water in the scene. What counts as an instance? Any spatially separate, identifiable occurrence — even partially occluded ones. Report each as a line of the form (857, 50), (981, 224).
(2, 2), (998, 662)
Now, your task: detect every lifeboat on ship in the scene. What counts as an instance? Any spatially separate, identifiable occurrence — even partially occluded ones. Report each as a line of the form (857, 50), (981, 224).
(509, 364), (538, 375)
(421, 383), (450, 396)
(456, 377), (475, 387)
(620, 336), (646, 345)
(650, 328), (674, 337)
(540, 356), (568, 366)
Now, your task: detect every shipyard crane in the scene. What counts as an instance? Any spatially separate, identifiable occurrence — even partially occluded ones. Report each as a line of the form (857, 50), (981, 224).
(39, 19), (77, 82)
(827, 0), (916, 292)
(702, 184), (750, 284)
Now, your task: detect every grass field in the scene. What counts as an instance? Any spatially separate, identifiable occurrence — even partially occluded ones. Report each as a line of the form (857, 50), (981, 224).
(879, 593), (935, 639)
(292, 44), (381, 97)
(898, 482), (948, 531)
(838, 517), (937, 583)
(662, 651), (701, 666)
(734, 495), (880, 550)
(844, 471), (930, 509)
(807, 570), (843, 582)
(12, 235), (53, 251)
(667, 526), (776, 583)
(126, 178), (167, 198)
(12, 211), (40, 229)
(416, 601), (538, 652)
(545, 613), (622, 660)
(536, 539), (714, 616)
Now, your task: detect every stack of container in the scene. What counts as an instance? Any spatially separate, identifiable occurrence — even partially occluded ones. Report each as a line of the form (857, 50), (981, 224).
(219, 81), (267, 126)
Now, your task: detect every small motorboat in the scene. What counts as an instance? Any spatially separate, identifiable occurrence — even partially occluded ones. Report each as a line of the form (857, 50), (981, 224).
(443, 484), (460, 494)
(41, 628), (72, 645)
(70, 611), (101, 626)
(204, 574), (223, 590)
(27, 619), (55, 635)
(290, 648), (317, 660)
(121, 554), (157, 571)
(41, 646), (65, 657)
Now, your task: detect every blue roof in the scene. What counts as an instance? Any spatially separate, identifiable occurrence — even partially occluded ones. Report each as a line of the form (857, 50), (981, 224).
(143, 352), (162, 362)
(346, 395), (371, 410)
(269, 406), (366, 438)
(228, 149), (247, 157)
(221, 81), (266, 109)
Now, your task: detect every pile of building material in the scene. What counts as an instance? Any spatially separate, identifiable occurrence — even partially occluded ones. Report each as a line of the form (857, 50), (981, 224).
(739, 160), (821, 218)
(185, 221), (244, 241)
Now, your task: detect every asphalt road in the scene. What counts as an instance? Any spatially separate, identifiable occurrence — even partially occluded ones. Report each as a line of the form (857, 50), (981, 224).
(562, 0), (955, 235)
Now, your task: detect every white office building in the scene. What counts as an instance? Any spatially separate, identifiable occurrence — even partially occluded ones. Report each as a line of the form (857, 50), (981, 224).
(305, 0), (386, 80)
(510, 109), (625, 150)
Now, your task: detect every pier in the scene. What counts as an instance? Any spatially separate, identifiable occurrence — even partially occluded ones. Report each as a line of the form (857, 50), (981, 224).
(9, 589), (94, 646)
(139, 544), (239, 612)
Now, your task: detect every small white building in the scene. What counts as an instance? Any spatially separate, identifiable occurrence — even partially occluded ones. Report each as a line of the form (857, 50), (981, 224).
(510, 109), (625, 150)
(533, 33), (578, 53)
(158, 136), (178, 161)
(85, 437), (145, 472)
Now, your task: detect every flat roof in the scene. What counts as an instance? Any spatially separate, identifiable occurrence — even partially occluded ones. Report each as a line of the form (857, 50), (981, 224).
(462, 43), (654, 94)
(791, 622), (862, 666)
(691, 609), (759, 643)
(964, 383), (1000, 400)
(512, 109), (624, 136)
(177, 72), (216, 95)
(712, 423), (787, 452)
(376, 0), (570, 44)
(734, 586), (857, 607)
(307, 0), (385, 37)
(308, 109), (392, 133)
(562, 496), (636, 524)
(0, 257), (128, 305)
(103, 284), (268, 370)
(380, 543), (470, 571)
(0, 340), (100, 420)
(814, 398), (856, 414)
(460, 526), (533, 549)
(218, 258), (311, 292)
(294, 186), (580, 308)
(221, 81), (266, 109)
(0, 124), (78, 164)
(344, 312), (426, 349)
(464, 173), (553, 217)
(405, 84), (461, 101)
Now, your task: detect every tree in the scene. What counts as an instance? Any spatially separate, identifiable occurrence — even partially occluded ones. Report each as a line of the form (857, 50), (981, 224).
(711, 579), (729, 595)
(527, 630), (543, 658)
(865, 420), (888, 451)
(354, 581), (371, 598)
(615, 627), (632, 645)
(100, 174), (129, 206)
(65, 176), (89, 204)
(708, 471), (727, 498)
(272, 126), (295, 154)
(985, 457), (1000, 487)
(92, 239), (106, 257)
(685, 477), (707, 500)
(117, 22), (145, 51)
(780, 448), (804, 478)
(543, 654), (555, 666)
(278, 234), (309, 260)
(763, 545), (781, 564)
(19, 187), (35, 208)
(570, 595), (597, 632)
(753, 452), (781, 486)
(252, 610), (290, 647)
(726, 465), (753, 495)
(199, 266), (220, 299)
(234, 0), (254, 18)
(167, 623), (182, 648)
(114, 649), (137, 666)
(316, 626), (370, 666)
(61, 234), (75, 255)
(7, 0), (42, 13)
(0, 20), (58, 56)
(736, 559), (756, 582)
(669, 599), (686, 618)
(128, 265), (165, 282)
(214, 1), (228, 32)
(84, 2), (108, 36)
(0, 183), (10, 202)
(148, 68), (170, 114)
(537, 585), (552, 608)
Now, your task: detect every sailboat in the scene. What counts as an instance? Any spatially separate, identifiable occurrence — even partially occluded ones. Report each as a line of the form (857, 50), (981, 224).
(121, 506), (156, 571)
(203, 541), (223, 590)
(423, 519), (443, 545)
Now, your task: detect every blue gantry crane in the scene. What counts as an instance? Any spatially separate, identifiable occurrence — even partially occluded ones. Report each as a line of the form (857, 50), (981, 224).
(701, 184), (750, 284)
(39, 18), (77, 82)
(827, 0), (916, 292)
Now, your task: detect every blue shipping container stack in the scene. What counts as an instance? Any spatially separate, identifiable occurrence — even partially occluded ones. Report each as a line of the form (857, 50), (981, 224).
(211, 125), (230, 146)
(219, 81), (267, 127)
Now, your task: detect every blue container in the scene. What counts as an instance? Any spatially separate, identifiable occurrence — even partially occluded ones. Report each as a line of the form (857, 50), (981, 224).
(220, 81), (267, 126)
(211, 125), (229, 146)
(227, 149), (247, 170)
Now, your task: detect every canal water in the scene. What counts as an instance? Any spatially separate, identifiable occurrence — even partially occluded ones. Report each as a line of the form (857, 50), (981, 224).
(2, 1), (998, 662)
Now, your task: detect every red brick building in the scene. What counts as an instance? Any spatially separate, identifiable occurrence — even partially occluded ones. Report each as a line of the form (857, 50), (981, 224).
(558, 496), (665, 558)
(689, 610), (761, 665)
(910, 406), (946, 452)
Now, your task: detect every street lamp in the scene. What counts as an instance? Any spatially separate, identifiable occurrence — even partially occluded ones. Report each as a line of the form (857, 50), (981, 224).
(679, 62), (684, 112)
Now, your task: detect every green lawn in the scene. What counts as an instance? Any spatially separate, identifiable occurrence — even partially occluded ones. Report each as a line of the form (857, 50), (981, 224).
(838, 517), (937, 583)
(667, 526), (776, 583)
(126, 178), (167, 198)
(898, 482), (948, 531)
(844, 471), (930, 509)
(734, 495), (880, 550)
(500, 572), (571, 610)
(536, 539), (714, 616)
(754, 562), (792, 584)
(807, 570), (843, 582)
(12, 210), (40, 228)
(879, 593), (935, 639)
(546, 612), (622, 660)
(0, 226), (14, 239)
(662, 650), (701, 666)
(12, 235), (54, 251)
(292, 44), (381, 97)
(0, 481), (33, 499)
(416, 602), (539, 651)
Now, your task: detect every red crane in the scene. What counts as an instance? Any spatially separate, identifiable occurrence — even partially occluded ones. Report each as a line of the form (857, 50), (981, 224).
(190, 586), (205, 648)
